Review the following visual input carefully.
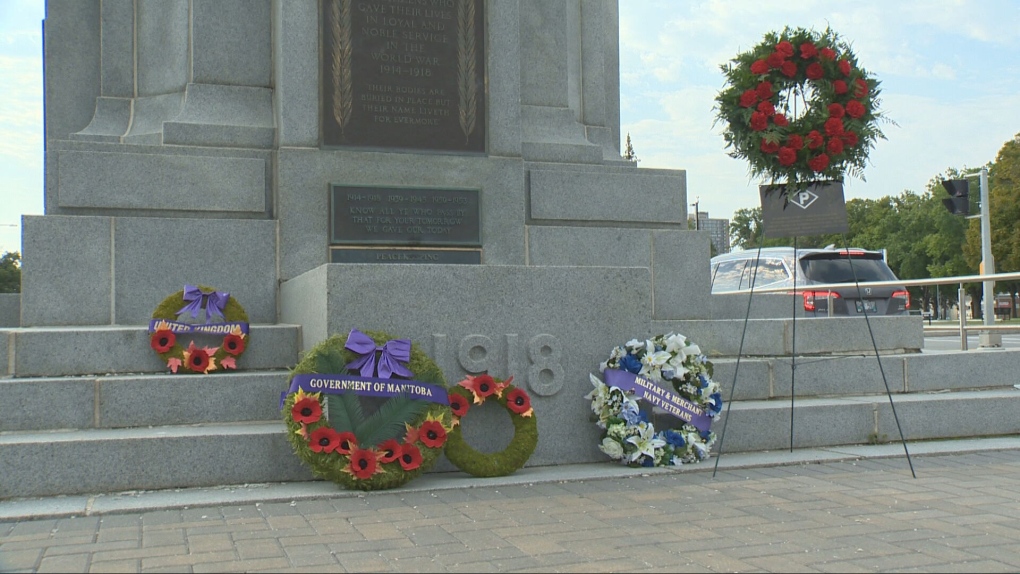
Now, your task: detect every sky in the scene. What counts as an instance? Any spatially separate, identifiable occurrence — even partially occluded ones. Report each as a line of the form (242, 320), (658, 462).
(2, 0), (1020, 255)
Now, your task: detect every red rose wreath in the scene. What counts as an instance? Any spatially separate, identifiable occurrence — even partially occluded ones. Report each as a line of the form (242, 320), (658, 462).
(714, 27), (889, 189)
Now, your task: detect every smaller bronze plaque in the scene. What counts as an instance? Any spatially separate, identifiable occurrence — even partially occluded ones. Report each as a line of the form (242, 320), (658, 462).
(330, 248), (481, 264)
(330, 184), (481, 247)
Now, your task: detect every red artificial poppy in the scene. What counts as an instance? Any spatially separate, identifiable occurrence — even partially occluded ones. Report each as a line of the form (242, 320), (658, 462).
(150, 330), (176, 353)
(845, 100), (866, 119)
(291, 397), (322, 424)
(773, 113), (789, 127)
(449, 393), (470, 418)
(309, 427), (341, 453)
(458, 374), (499, 403)
(799, 42), (817, 60)
(184, 342), (212, 373)
(833, 79), (848, 95)
(807, 153), (830, 173)
(347, 448), (381, 479)
(222, 334), (245, 356)
(506, 388), (533, 416)
(398, 443), (422, 471)
(336, 431), (358, 455)
(377, 439), (402, 464)
(418, 420), (447, 448)
(805, 62), (824, 80)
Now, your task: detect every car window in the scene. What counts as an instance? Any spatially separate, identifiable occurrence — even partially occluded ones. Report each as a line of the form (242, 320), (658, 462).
(712, 257), (790, 291)
(799, 256), (897, 283)
(712, 260), (748, 291)
(750, 258), (790, 287)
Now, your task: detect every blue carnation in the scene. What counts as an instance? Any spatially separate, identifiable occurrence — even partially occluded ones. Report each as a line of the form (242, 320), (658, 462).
(709, 392), (723, 414)
(620, 354), (642, 374)
(699, 373), (710, 388)
(700, 429), (713, 441)
(640, 456), (655, 467)
(662, 368), (675, 380)
(663, 429), (686, 448)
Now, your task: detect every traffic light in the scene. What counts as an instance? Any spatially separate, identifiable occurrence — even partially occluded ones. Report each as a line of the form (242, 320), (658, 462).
(941, 179), (969, 215)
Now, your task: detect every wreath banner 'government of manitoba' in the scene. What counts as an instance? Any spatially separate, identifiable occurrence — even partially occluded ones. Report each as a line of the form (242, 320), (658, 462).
(283, 374), (449, 406)
(321, 0), (486, 153)
(603, 369), (714, 432)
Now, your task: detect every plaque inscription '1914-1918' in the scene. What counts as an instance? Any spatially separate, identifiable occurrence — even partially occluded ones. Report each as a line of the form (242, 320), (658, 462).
(321, 0), (486, 153)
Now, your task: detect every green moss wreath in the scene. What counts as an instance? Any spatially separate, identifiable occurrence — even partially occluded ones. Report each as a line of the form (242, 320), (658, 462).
(281, 330), (453, 491)
(149, 285), (249, 374)
(444, 374), (538, 477)
(714, 26), (889, 190)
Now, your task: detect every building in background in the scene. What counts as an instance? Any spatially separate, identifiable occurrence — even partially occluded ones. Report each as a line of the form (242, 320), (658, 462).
(689, 211), (730, 255)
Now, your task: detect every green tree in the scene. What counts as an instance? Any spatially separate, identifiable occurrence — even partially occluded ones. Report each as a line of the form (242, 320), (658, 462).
(0, 251), (21, 293)
(623, 133), (638, 163)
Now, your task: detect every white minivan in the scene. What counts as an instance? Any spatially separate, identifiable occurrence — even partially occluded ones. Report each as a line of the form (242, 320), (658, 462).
(710, 246), (911, 317)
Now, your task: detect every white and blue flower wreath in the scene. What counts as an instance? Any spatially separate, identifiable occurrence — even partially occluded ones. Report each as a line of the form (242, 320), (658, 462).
(586, 332), (723, 467)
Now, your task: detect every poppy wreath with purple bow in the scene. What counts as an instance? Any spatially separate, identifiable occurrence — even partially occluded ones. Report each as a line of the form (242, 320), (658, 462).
(281, 329), (453, 491)
(149, 285), (250, 374)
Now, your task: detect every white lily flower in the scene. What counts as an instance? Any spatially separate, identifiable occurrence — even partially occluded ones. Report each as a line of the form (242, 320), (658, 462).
(626, 423), (666, 462)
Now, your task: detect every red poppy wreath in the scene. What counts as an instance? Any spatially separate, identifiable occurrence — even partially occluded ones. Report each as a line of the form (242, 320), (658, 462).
(444, 374), (538, 477)
(281, 329), (453, 491)
(149, 285), (249, 374)
(714, 26), (889, 190)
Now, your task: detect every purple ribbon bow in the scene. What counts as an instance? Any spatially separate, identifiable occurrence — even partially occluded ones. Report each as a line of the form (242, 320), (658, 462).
(175, 285), (228, 324)
(344, 329), (413, 379)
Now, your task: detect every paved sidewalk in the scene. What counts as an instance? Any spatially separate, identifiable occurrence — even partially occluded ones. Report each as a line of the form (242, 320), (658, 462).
(2, 438), (1020, 573)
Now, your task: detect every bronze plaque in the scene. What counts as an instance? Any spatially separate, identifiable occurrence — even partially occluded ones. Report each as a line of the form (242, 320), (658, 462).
(330, 248), (481, 264)
(330, 184), (481, 247)
(321, 0), (486, 152)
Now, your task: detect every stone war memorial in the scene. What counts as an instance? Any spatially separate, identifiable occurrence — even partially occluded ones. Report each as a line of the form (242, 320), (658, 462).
(13, 0), (1012, 500)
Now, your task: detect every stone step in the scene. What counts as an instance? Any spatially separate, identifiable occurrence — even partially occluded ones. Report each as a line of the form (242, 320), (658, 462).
(1, 324), (301, 378)
(3, 385), (1017, 500)
(0, 370), (293, 432)
(657, 315), (923, 357)
(712, 348), (1020, 401)
(0, 422), (309, 499)
(713, 388), (1020, 454)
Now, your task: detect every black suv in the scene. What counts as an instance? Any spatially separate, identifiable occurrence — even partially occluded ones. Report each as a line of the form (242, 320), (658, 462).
(710, 247), (910, 317)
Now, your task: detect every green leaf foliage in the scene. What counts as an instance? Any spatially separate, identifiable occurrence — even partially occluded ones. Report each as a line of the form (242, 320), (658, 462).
(0, 251), (21, 293)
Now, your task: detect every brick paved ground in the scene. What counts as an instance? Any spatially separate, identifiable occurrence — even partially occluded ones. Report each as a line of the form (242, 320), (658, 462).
(2, 449), (1020, 573)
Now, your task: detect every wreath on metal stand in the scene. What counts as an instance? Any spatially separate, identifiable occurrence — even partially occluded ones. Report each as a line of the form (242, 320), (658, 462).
(713, 26), (889, 194)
